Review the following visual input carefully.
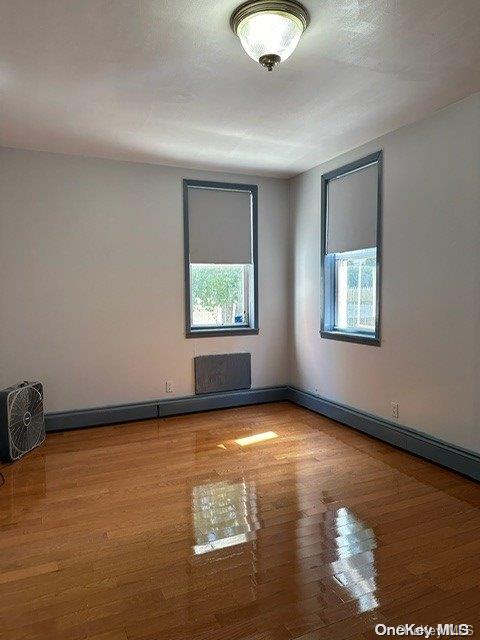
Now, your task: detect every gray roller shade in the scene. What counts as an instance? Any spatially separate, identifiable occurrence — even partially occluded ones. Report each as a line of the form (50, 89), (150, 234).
(188, 186), (252, 264)
(327, 162), (378, 254)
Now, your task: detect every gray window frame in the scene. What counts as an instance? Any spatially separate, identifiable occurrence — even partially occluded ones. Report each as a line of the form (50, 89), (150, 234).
(320, 151), (383, 346)
(183, 179), (259, 338)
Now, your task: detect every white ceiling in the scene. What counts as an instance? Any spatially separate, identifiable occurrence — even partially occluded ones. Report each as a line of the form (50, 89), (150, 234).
(1, 0), (479, 178)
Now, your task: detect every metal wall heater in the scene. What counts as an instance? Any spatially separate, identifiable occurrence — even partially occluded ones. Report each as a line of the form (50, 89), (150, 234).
(194, 353), (251, 395)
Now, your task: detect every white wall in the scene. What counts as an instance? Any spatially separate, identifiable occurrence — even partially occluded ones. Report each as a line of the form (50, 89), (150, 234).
(2, 93), (479, 455)
(290, 92), (480, 453)
(0, 149), (290, 412)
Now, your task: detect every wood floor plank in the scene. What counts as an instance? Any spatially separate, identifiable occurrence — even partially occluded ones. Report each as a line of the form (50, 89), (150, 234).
(1, 401), (480, 640)
(0, 561), (59, 585)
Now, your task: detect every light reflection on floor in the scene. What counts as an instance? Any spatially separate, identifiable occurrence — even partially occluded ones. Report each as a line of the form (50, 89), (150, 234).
(191, 481), (379, 613)
(192, 479), (259, 555)
(234, 431), (278, 446)
(333, 507), (379, 613)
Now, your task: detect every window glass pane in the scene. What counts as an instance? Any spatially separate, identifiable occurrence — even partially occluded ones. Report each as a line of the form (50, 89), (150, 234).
(190, 264), (250, 328)
(334, 248), (376, 333)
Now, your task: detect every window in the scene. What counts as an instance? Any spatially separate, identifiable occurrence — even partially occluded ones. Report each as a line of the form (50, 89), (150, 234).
(184, 180), (258, 337)
(190, 264), (251, 328)
(321, 152), (382, 345)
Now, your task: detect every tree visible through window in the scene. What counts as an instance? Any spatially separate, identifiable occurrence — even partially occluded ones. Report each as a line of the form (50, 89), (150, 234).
(190, 264), (250, 328)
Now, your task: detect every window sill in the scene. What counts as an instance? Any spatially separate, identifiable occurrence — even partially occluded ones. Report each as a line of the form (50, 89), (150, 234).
(320, 330), (380, 346)
(186, 327), (259, 339)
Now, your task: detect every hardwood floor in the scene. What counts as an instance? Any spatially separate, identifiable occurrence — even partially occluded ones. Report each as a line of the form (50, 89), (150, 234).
(1, 401), (480, 640)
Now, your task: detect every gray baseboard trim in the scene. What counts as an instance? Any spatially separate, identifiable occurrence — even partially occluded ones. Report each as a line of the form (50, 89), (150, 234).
(45, 384), (480, 482)
(45, 386), (289, 432)
(288, 386), (480, 482)
(158, 386), (288, 417)
(45, 401), (159, 431)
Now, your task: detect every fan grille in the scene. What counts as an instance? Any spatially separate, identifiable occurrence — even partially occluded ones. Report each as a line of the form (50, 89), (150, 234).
(8, 386), (45, 459)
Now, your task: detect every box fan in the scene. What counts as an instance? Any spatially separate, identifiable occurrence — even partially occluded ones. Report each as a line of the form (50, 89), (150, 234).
(0, 381), (45, 462)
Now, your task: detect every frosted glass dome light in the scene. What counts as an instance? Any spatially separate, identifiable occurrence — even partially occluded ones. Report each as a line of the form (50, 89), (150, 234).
(231, 1), (310, 71)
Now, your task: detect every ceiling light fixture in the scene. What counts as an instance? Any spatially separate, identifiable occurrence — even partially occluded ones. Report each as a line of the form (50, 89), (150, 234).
(230, 0), (310, 71)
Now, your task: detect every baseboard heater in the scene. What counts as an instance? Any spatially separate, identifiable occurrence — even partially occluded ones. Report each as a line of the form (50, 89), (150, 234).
(45, 386), (287, 431)
(44, 384), (480, 483)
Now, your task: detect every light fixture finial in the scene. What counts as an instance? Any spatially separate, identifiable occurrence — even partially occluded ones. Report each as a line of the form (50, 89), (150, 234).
(259, 54), (281, 71)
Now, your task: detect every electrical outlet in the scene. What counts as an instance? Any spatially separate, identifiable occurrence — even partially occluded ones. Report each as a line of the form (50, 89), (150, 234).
(166, 381), (174, 394)
(391, 402), (399, 420)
